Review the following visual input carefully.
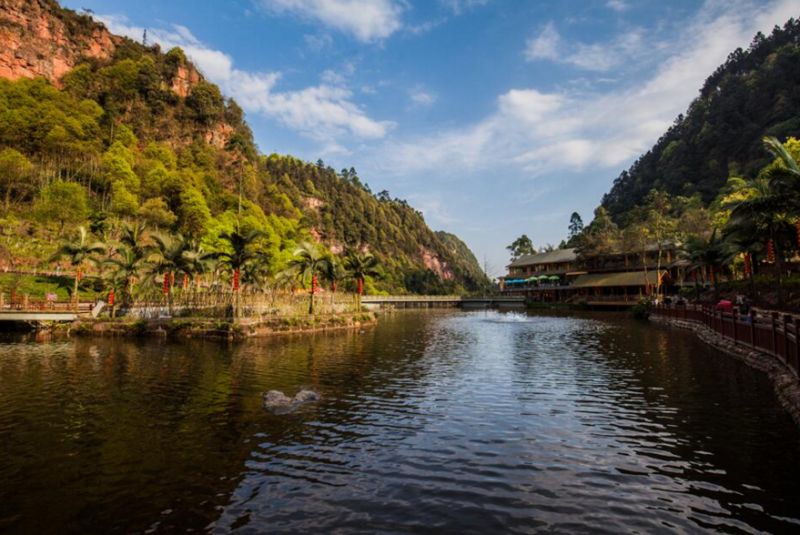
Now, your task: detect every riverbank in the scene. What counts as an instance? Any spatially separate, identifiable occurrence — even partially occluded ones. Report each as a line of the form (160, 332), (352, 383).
(650, 314), (800, 426)
(55, 312), (377, 341)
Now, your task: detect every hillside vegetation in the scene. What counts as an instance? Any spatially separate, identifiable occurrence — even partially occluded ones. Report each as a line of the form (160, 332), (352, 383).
(602, 18), (800, 225)
(0, 0), (489, 295)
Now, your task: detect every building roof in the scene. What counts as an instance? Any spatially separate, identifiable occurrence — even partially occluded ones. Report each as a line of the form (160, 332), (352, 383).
(570, 270), (667, 288)
(508, 248), (578, 268)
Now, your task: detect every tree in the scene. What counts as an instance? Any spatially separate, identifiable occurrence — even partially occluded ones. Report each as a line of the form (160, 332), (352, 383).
(146, 232), (200, 314)
(0, 148), (32, 212)
(139, 197), (177, 229)
(682, 230), (735, 298)
(567, 212), (584, 240)
(178, 187), (211, 238)
(104, 245), (144, 308)
(216, 229), (268, 289)
(506, 234), (535, 261)
(50, 227), (106, 309)
(288, 242), (331, 314)
(34, 181), (89, 233)
(640, 190), (679, 296)
(186, 81), (224, 125)
(344, 251), (380, 307)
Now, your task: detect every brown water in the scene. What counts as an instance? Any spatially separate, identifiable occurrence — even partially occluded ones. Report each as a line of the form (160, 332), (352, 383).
(1, 311), (799, 533)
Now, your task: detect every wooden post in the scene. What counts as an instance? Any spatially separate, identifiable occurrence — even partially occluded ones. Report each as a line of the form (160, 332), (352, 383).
(770, 313), (778, 355)
(782, 315), (790, 362)
(793, 318), (800, 374)
(732, 311), (738, 342)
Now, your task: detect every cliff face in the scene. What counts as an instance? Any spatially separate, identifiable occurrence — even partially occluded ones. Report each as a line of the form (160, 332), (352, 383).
(0, 0), (204, 96)
(0, 0), (118, 84)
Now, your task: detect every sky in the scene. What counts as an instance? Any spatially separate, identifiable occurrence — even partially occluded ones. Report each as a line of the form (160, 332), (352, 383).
(63, 0), (799, 275)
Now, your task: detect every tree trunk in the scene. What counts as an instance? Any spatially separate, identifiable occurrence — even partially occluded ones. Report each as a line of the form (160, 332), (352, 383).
(309, 274), (317, 315)
(73, 274), (79, 311)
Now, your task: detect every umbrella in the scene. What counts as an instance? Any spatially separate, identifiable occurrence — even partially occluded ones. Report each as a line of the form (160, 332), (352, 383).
(548, 275), (560, 281)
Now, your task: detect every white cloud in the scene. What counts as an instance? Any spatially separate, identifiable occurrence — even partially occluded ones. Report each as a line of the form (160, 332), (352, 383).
(257, 0), (404, 42)
(440, 0), (490, 15)
(374, 0), (799, 180)
(96, 15), (391, 143)
(524, 22), (561, 61)
(408, 87), (437, 107)
(525, 22), (647, 72)
(303, 32), (333, 51)
(605, 0), (628, 12)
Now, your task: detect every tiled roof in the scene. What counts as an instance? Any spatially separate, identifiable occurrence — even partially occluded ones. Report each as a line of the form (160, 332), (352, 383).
(508, 248), (578, 268)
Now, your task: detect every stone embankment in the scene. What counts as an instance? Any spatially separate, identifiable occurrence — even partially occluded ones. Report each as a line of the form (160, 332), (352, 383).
(651, 314), (800, 426)
(62, 312), (377, 341)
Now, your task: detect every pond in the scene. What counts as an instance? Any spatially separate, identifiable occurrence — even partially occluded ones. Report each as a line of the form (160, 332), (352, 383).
(1, 311), (799, 533)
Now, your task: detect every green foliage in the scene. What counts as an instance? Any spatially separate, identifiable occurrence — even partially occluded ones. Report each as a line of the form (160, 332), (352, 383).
(177, 187), (211, 238)
(34, 181), (89, 230)
(0, 13), (486, 295)
(602, 19), (800, 223)
(186, 81), (224, 125)
(506, 234), (535, 261)
(0, 148), (32, 211)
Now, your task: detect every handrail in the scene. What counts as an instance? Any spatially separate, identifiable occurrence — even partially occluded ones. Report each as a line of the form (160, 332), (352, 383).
(652, 304), (799, 378)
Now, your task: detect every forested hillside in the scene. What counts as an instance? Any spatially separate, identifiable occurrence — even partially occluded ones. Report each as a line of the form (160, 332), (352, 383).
(0, 0), (489, 294)
(602, 18), (800, 224)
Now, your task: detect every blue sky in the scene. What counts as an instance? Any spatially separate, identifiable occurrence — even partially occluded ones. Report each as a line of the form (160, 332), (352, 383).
(63, 0), (798, 275)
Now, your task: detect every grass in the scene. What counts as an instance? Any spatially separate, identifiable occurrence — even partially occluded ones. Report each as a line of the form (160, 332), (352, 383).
(0, 273), (101, 301)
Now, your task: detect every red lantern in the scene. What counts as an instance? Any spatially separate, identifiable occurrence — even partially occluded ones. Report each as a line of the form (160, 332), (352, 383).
(163, 273), (170, 295)
(767, 239), (776, 263)
(331, 280), (337, 293)
(76, 269), (82, 282)
(311, 274), (318, 295)
(182, 274), (189, 289)
(743, 253), (752, 278)
(107, 290), (115, 307)
(233, 269), (240, 291)
(357, 278), (363, 296)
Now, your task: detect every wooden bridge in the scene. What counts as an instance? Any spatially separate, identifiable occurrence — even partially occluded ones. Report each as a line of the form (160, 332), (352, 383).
(0, 302), (94, 326)
(360, 295), (526, 309)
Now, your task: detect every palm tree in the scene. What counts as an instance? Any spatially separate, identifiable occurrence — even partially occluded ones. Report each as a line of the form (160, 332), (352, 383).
(344, 250), (380, 308)
(216, 229), (268, 317)
(145, 232), (197, 314)
(288, 241), (331, 314)
(723, 176), (795, 303)
(104, 245), (143, 308)
(324, 258), (345, 293)
(763, 136), (800, 179)
(119, 221), (149, 261)
(50, 226), (106, 310)
(683, 230), (735, 298)
(216, 229), (267, 291)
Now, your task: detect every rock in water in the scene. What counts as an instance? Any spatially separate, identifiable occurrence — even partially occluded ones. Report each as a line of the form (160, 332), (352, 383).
(293, 389), (320, 404)
(263, 389), (320, 414)
(264, 390), (292, 412)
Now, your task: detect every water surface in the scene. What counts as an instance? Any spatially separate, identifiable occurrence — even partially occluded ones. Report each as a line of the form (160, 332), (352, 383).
(1, 311), (799, 533)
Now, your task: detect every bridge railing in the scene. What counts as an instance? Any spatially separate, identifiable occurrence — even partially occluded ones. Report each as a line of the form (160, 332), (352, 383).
(361, 295), (463, 302)
(652, 304), (799, 378)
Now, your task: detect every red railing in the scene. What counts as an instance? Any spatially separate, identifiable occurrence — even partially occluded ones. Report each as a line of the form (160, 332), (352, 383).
(652, 304), (799, 378)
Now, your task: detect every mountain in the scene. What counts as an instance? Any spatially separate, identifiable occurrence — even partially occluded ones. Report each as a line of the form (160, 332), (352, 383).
(601, 17), (800, 224)
(0, 0), (490, 294)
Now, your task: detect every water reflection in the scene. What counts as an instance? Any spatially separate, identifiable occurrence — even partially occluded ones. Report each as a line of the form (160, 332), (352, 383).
(1, 311), (799, 533)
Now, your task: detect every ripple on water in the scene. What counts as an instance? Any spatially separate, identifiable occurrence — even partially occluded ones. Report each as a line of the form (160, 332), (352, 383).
(1, 312), (800, 534)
